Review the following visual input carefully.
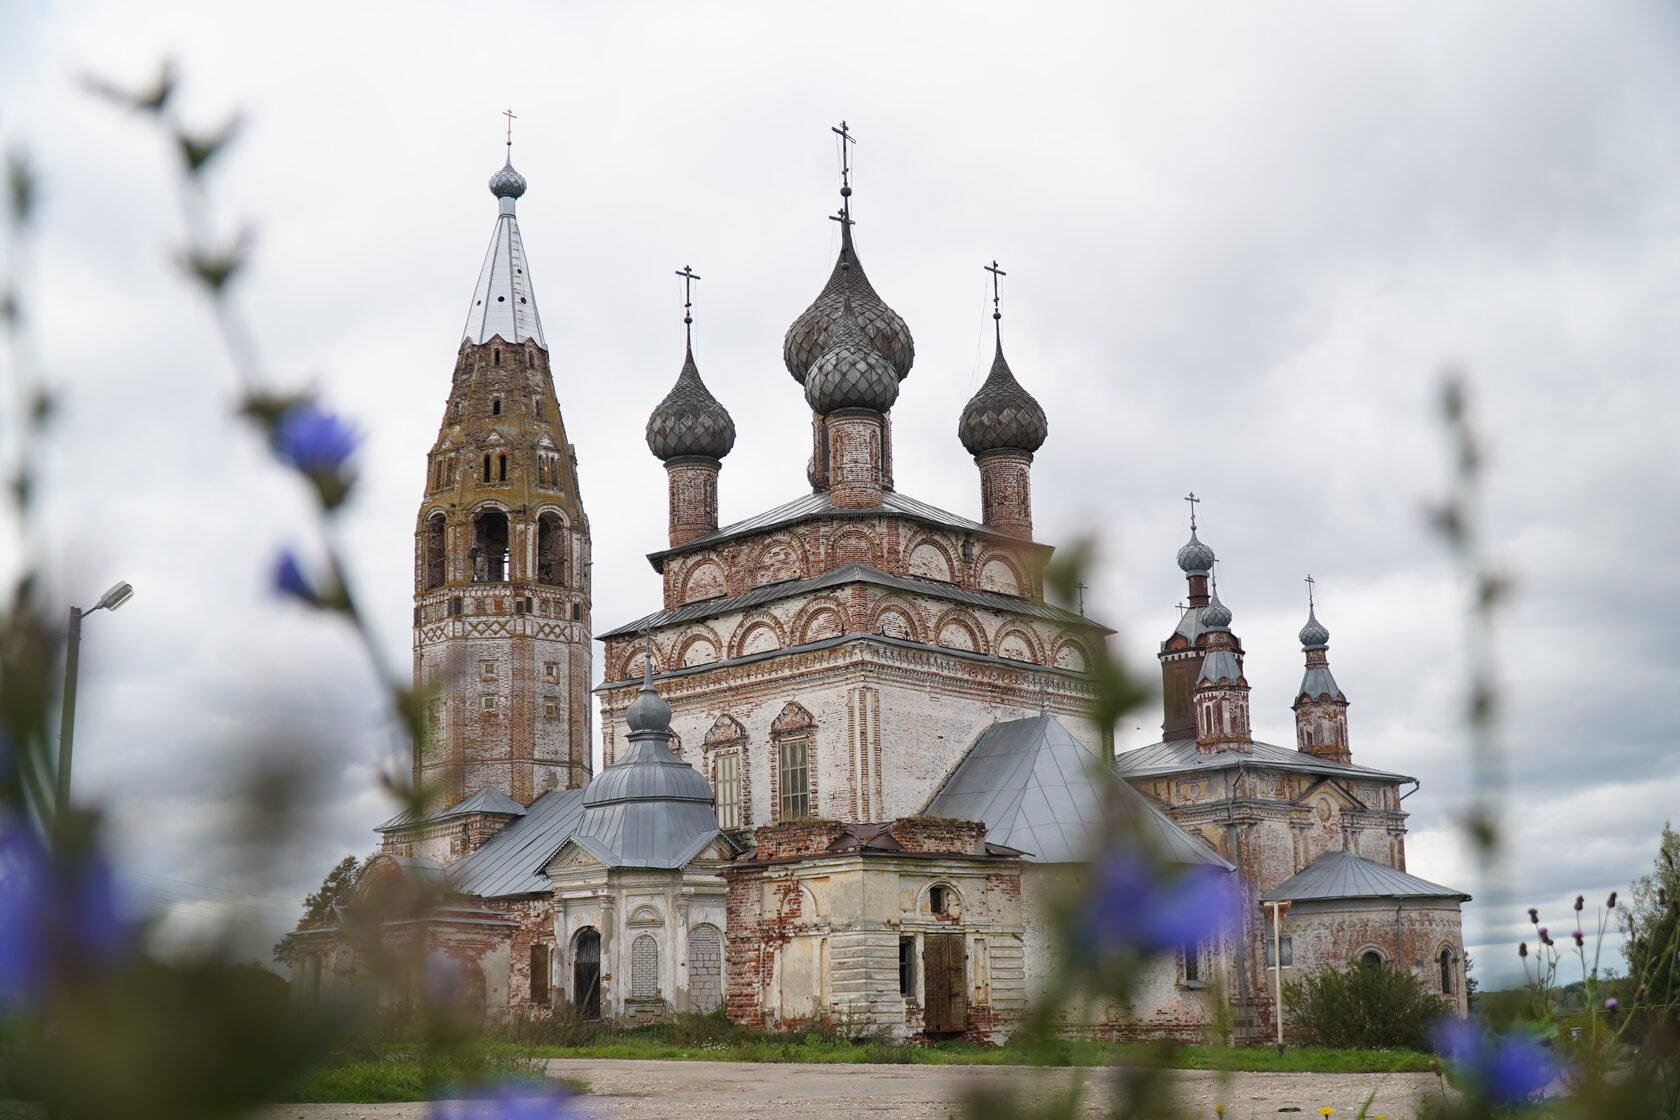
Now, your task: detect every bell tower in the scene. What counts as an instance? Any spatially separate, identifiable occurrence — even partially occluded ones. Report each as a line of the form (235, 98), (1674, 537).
(412, 139), (592, 807)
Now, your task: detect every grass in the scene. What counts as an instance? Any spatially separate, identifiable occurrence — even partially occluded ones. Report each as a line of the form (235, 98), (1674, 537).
(490, 1012), (1434, 1072)
(279, 1046), (587, 1104)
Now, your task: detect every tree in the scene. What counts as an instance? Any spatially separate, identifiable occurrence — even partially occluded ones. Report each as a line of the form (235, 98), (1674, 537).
(272, 853), (370, 966)
(1283, 961), (1450, 1050)
(1621, 821), (1680, 1030)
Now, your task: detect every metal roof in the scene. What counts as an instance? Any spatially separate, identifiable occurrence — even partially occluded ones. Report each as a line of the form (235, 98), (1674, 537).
(1261, 849), (1469, 902)
(445, 789), (588, 898)
(925, 715), (1232, 869)
(375, 786), (529, 833)
(600, 561), (1098, 641)
(644, 489), (1047, 570)
(462, 166), (545, 348)
(1114, 737), (1413, 784)
(1298, 664), (1343, 700)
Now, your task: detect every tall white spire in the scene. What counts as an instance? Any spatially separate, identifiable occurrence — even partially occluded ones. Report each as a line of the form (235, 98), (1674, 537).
(462, 153), (547, 348)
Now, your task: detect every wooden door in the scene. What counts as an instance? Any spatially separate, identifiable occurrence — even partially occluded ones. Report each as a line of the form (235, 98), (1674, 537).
(573, 928), (601, 1020)
(922, 934), (967, 1034)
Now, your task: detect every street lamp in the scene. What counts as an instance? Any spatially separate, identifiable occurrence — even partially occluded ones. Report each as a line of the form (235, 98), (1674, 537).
(57, 580), (134, 818)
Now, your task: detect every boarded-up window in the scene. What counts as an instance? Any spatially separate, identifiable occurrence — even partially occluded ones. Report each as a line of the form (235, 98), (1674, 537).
(778, 738), (809, 820)
(631, 934), (659, 999)
(715, 752), (741, 829)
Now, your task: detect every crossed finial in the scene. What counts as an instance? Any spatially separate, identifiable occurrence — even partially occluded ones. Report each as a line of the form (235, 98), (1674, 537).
(675, 265), (702, 343)
(1305, 573), (1316, 610)
(831, 120), (857, 216)
(1074, 579), (1088, 617)
(502, 108), (517, 148)
(984, 260), (1007, 341)
(1184, 491), (1200, 531)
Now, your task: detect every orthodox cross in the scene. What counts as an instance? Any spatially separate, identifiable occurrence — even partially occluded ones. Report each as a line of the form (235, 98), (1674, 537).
(675, 265), (701, 343)
(1305, 572), (1316, 610)
(832, 119), (857, 217)
(1184, 490), (1200, 531)
(1074, 579), (1088, 617)
(639, 625), (656, 676)
(502, 108), (517, 148)
(984, 259), (1006, 341)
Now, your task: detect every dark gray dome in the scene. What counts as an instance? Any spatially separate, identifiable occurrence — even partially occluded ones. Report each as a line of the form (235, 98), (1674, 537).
(488, 158), (527, 199)
(804, 298), (899, 415)
(1299, 607), (1330, 649)
(1176, 530), (1215, 574)
(958, 341), (1048, 455)
(783, 225), (914, 384)
(623, 663), (673, 733)
(646, 345), (736, 461)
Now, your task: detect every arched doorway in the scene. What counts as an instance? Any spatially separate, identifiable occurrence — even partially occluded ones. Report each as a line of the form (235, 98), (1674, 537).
(573, 928), (601, 1020)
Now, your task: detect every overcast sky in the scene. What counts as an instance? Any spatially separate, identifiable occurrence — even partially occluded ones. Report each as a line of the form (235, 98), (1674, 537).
(4, 1), (1676, 988)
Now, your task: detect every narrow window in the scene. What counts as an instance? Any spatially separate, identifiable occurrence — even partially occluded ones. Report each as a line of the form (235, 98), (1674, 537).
(1265, 935), (1293, 968)
(898, 937), (915, 997)
(452, 402), (461, 422)
(483, 454), (492, 482)
(534, 398), (544, 420)
(530, 944), (550, 1005)
(449, 596), (463, 616)
(544, 661), (560, 684)
(929, 885), (950, 915)
(537, 512), (565, 585)
(423, 513), (446, 590)
(778, 737), (810, 820)
(571, 603), (582, 621)
(493, 348), (502, 366)
(1360, 950), (1383, 969)
(714, 752), (740, 829)
(480, 660), (496, 681)
(544, 696), (559, 719)
(492, 397), (502, 415)
(1183, 940), (1201, 983)
(1439, 949), (1454, 994)
(538, 458), (547, 485)
(498, 454), (507, 482)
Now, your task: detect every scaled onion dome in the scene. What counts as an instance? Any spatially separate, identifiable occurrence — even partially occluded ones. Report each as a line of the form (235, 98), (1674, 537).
(1176, 529), (1216, 575)
(958, 342), (1048, 455)
(645, 345), (736, 461)
(1299, 607), (1330, 649)
(783, 227), (914, 383)
(488, 157), (527, 199)
(804, 297), (900, 415)
(1201, 590), (1233, 631)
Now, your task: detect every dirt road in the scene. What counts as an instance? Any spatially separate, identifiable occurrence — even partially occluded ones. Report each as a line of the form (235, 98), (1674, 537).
(264, 1057), (1449, 1119)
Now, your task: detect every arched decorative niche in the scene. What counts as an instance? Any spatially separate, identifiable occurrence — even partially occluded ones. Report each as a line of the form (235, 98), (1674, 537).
(994, 627), (1040, 663)
(978, 554), (1023, 596)
(906, 538), (955, 583)
(831, 529), (875, 567)
(1053, 638), (1090, 672)
(793, 599), (847, 644)
(729, 612), (787, 658)
(748, 534), (806, 587)
(678, 628), (721, 668)
(682, 559), (727, 602)
(934, 610), (985, 654)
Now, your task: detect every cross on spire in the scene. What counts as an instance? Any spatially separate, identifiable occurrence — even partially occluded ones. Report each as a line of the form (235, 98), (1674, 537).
(502, 108), (517, 148)
(832, 120), (857, 218)
(1305, 572), (1316, 610)
(984, 260), (1007, 342)
(1184, 491), (1201, 531)
(675, 265), (701, 344)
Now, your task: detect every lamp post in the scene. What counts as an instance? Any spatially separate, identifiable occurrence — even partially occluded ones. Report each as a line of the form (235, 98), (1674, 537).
(57, 580), (134, 819)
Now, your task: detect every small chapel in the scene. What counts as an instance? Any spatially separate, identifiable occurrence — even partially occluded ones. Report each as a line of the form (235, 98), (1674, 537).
(286, 128), (1468, 1042)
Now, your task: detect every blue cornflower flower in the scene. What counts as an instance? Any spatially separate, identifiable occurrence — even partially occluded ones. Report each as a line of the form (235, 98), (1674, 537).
(1081, 850), (1238, 955)
(431, 1082), (577, 1119)
(272, 549), (316, 603)
(274, 402), (361, 477)
(1433, 1018), (1559, 1106)
(0, 822), (127, 1003)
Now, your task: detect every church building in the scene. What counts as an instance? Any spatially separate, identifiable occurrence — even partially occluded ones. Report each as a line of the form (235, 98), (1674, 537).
(286, 129), (1466, 1041)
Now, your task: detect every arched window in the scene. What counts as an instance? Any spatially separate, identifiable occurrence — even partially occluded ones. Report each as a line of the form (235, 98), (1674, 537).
(572, 927), (601, 1020)
(492, 397), (502, 415)
(471, 510), (510, 583)
(493, 348), (502, 367)
(423, 513), (446, 590)
(537, 512), (566, 586)
(1360, 950), (1384, 968)
(483, 454), (492, 483)
(630, 933), (659, 999)
(498, 454), (507, 482)
(530, 943), (551, 1005)
(1439, 948), (1454, 994)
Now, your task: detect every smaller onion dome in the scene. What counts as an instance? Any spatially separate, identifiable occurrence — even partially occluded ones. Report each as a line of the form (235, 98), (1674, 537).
(1201, 590), (1233, 631)
(783, 226), (915, 384)
(804, 297), (900, 415)
(646, 345), (736, 461)
(1299, 606), (1330, 649)
(1176, 529), (1216, 574)
(488, 157), (527, 200)
(623, 657), (673, 734)
(958, 342), (1048, 455)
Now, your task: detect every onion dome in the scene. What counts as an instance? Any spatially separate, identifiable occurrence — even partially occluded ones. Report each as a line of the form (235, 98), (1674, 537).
(1299, 606), (1330, 650)
(623, 657), (673, 734)
(646, 344), (736, 461)
(1201, 590), (1233, 631)
(488, 157), (527, 199)
(1176, 529), (1216, 575)
(804, 297), (900, 415)
(958, 342), (1048, 455)
(783, 225), (914, 383)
